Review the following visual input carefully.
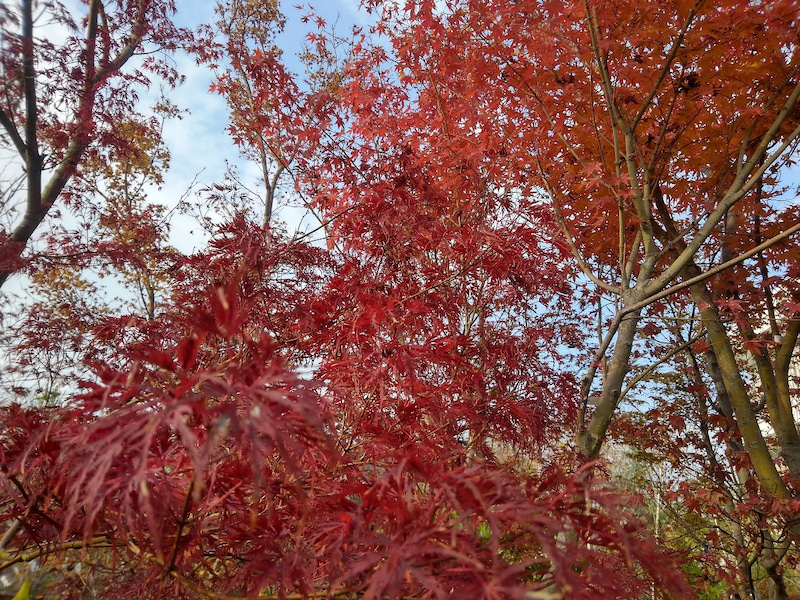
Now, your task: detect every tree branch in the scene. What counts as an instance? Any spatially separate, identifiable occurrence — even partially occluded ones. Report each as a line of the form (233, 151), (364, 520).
(580, 310), (623, 405)
(0, 536), (112, 573)
(94, 0), (146, 83)
(648, 82), (800, 294)
(540, 175), (621, 294)
(629, 220), (800, 317)
(166, 481), (194, 572)
(617, 328), (705, 403)
(631, 1), (703, 129)
(0, 106), (26, 158)
(22, 0), (43, 221)
(776, 313), (799, 378)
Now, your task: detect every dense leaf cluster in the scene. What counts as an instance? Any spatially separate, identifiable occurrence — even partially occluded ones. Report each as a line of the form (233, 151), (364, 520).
(2, 0), (799, 598)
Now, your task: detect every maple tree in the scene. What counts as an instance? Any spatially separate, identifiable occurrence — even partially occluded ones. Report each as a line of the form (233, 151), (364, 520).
(206, 0), (291, 227)
(383, 0), (798, 596)
(4, 0), (798, 598)
(337, 0), (800, 596)
(0, 217), (689, 598)
(0, 0), (191, 287)
(205, 0), (346, 228)
(363, 0), (799, 452)
(0, 99), (183, 404)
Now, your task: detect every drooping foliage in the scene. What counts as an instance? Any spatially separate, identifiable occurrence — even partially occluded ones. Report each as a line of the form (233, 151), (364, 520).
(0, 217), (688, 598)
(4, 0), (799, 598)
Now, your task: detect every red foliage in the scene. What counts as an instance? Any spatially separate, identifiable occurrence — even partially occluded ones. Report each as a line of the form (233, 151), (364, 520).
(0, 0), (718, 597)
(0, 221), (689, 597)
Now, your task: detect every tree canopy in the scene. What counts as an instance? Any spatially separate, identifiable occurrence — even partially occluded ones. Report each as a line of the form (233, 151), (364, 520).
(0, 0), (798, 598)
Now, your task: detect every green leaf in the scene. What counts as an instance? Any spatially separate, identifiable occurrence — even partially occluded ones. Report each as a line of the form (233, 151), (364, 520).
(12, 578), (30, 600)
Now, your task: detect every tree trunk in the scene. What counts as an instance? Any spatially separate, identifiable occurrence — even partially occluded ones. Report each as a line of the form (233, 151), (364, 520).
(578, 299), (643, 459)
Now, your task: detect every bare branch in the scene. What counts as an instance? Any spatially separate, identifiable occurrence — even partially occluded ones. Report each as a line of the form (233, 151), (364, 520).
(0, 536), (113, 573)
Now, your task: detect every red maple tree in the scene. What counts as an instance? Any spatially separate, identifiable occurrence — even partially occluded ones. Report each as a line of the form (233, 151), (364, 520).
(358, 0), (799, 596)
(10, 0), (796, 598)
